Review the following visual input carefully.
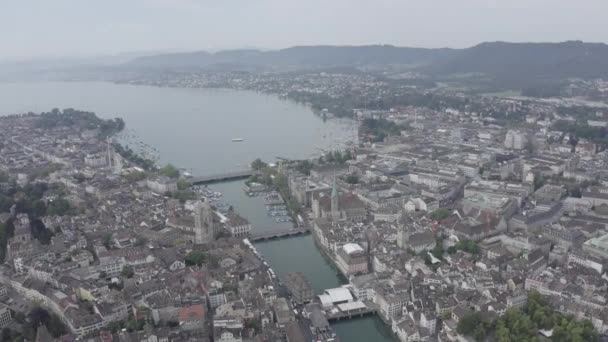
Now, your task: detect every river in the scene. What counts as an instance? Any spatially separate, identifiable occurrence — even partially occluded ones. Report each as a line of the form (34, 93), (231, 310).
(212, 181), (395, 342)
(0, 81), (394, 342)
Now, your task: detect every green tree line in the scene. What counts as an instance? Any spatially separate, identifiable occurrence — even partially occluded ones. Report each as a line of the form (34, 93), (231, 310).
(457, 291), (598, 341)
(359, 118), (404, 142)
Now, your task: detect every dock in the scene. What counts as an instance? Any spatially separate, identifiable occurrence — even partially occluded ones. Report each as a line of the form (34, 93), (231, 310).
(189, 169), (252, 184)
(249, 227), (311, 242)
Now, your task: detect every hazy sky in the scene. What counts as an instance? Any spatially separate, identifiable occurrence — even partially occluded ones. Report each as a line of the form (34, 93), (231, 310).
(1, 0), (607, 60)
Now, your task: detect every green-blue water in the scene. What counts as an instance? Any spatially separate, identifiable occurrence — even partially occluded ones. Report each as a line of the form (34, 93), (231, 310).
(211, 180), (395, 342)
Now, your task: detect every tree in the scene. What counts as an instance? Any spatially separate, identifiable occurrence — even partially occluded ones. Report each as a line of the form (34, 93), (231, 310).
(13, 311), (25, 324)
(0, 222), (9, 263)
(31, 200), (47, 218)
(473, 324), (487, 341)
(429, 208), (451, 221)
(457, 312), (482, 335)
(102, 233), (113, 249)
(73, 173), (86, 183)
(162, 164), (179, 178)
(487, 291), (599, 342)
(0, 194), (14, 213)
(134, 237), (147, 247)
(534, 174), (545, 191)
(113, 143), (156, 170)
(524, 139), (536, 154)
(345, 174), (359, 184)
(47, 198), (70, 216)
(30, 219), (53, 244)
(26, 307), (67, 338)
(185, 251), (206, 266)
(343, 150), (353, 162)
(126, 319), (145, 332)
(124, 170), (147, 182)
(108, 321), (124, 333)
(1, 328), (10, 342)
(121, 265), (134, 278)
(177, 178), (190, 191)
(333, 151), (343, 164)
(359, 118), (404, 142)
(172, 190), (196, 204)
(431, 237), (444, 260)
(455, 240), (480, 255)
(495, 320), (510, 342)
(160, 164), (180, 179)
(295, 160), (313, 176)
(569, 186), (582, 198)
(1, 327), (22, 342)
(251, 158), (267, 171)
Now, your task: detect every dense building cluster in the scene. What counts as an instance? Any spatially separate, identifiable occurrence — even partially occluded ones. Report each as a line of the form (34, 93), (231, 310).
(276, 93), (608, 341)
(2, 67), (608, 342)
(0, 112), (308, 342)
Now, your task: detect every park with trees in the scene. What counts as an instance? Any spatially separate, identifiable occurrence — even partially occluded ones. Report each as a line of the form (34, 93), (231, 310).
(457, 291), (598, 341)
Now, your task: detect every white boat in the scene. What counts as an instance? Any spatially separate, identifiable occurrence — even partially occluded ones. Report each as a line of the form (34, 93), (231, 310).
(232, 138), (244, 142)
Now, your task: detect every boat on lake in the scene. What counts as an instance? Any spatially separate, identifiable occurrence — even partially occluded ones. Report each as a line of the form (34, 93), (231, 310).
(232, 138), (244, 142)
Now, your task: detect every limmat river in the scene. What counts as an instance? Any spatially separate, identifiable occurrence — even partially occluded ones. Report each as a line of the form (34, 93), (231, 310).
(212, 180), (395, 342)
(0, 81), (394, 342)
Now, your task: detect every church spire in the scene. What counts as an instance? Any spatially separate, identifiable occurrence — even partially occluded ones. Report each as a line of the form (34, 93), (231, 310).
(331, 173), (338, 199)
(330, 173), (339, 221)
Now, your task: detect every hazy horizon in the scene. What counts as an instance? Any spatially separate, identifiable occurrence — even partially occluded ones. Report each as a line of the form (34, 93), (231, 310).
(1, 0), (607, 61)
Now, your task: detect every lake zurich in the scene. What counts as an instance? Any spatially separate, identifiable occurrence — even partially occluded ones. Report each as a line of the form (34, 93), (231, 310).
(0, 81), (357, 176)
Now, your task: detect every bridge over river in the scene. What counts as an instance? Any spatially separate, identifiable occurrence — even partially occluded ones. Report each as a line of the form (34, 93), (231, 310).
(248, 227), (311, 242)
(189, 169), (253, 184)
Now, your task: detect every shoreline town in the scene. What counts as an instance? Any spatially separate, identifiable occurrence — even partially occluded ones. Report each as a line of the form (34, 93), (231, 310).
(0, 77), (607, 342)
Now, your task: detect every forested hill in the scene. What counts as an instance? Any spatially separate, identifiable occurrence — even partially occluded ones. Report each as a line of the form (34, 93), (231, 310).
(128, 41), (608, 84)
(427, 41), (608, 81)
(128, 45), (456, 68)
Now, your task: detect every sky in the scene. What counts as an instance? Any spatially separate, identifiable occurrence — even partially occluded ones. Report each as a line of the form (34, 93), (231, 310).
(1, 0), (607, 61)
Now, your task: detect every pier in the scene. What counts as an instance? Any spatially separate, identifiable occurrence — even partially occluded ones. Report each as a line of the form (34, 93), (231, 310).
(249, 227), (311, 242)
(190, 170), (252, 184)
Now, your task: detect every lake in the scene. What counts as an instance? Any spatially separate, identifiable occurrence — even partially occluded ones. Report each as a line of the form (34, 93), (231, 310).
(0, 81), (357, 176)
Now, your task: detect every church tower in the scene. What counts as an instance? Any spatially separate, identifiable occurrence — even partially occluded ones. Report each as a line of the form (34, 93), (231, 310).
(194, 199), (214, 244)
(330, 175), (340, 221)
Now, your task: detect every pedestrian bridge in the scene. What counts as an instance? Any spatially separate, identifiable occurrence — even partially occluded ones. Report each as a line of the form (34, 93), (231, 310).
(189, 170), (252, 184)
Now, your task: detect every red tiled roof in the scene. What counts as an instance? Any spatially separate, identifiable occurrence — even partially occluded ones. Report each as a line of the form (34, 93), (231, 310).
(179, 304), (205, 322)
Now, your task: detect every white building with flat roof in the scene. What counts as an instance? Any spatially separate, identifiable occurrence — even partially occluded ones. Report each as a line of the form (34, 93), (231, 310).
(583, 233), (608, 259)
(317, 287), (354, 308)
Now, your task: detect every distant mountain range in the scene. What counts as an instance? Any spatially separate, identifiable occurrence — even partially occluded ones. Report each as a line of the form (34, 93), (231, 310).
(129, 45), (454, 69)
(427, 41), (608, 80)
(128, 41), (608, 85)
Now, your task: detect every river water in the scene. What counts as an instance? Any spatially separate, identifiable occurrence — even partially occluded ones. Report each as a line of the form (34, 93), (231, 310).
(0, 81), (394, 342)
